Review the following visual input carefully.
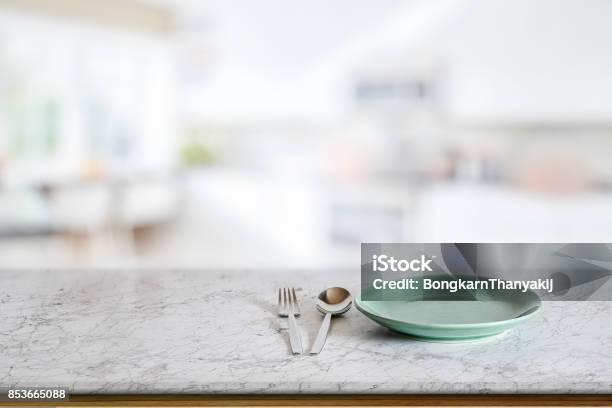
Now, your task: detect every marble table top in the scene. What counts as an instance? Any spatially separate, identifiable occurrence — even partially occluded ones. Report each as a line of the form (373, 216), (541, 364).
(1, 269), (610, 394)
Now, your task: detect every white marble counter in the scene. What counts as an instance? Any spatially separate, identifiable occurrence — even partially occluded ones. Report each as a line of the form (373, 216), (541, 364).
(1, 269), (610, 394)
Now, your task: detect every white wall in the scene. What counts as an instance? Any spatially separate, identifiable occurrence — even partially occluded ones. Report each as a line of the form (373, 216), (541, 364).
(176, 0), (405, 122)
(439, 0), (612, 122)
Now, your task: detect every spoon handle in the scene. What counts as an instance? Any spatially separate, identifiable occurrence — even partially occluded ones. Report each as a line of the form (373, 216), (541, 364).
(310, 312), (332, 354)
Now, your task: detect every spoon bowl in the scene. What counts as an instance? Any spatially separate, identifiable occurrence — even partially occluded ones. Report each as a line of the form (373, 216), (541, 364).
(310, 287), (353, 354)
(316, 287), (353, 314)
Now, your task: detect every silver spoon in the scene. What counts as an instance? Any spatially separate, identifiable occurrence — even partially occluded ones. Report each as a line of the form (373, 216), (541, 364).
(310, 287), (352, 355)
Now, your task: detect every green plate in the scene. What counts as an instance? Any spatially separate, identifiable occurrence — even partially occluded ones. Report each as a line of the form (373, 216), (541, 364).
(356, 276), (541, 341)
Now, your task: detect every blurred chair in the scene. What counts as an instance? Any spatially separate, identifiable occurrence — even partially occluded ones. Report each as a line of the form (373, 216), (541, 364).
(50, 183), (114, 259)
(114, 178), (182, 254)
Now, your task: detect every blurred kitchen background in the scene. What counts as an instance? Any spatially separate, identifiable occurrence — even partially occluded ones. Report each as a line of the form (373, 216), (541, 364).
(1, 0), (612, 269)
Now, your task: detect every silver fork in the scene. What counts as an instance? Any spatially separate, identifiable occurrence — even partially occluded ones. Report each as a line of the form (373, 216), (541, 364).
(278, 288), (303, 354)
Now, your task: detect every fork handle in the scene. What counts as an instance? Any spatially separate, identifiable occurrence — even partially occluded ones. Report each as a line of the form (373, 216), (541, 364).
(287, 313), (303, 354)
(310, 312), (332, 355)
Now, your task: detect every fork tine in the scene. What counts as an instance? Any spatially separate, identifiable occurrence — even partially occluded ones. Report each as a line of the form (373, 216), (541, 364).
(287, 288), (292, 311)
(277, 288), (282, 313)
(291, 288), (300, 315)
(284, 288), (290, 313)
(282, 288), (287, 314)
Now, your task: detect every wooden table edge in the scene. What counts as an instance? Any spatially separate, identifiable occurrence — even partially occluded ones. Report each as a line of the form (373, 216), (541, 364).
(1, 394), (610, 407)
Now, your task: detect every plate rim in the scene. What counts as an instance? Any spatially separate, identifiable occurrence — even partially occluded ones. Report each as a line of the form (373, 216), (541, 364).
(355, 292), (542, 330)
